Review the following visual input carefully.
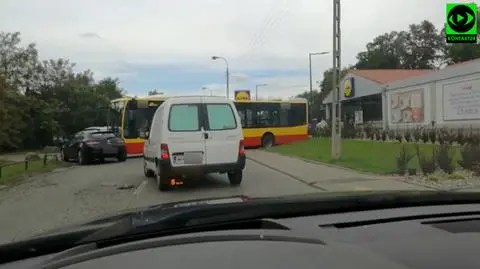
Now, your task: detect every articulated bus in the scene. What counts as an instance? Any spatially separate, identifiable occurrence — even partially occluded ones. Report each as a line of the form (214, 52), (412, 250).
(109, 96), (308, 156)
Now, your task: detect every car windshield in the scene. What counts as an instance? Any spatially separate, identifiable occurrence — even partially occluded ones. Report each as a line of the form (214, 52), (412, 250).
(1, 0), (480, 247)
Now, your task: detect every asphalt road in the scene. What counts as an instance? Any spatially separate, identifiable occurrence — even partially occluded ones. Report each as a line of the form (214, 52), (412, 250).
(0, 156), (318, 244)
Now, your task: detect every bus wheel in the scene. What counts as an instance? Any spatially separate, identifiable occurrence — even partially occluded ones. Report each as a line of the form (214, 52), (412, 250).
(261, 133), (274, 148)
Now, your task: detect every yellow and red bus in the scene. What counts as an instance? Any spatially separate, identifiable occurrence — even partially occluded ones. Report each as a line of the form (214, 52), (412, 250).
(110, 96), (168, 156)
(110, 96), (308, 156)
(234, 99), (308, 147)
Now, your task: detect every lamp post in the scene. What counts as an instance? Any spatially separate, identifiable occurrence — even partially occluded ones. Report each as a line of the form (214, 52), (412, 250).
(255, 84), (267, 100)
(211, 56), (229, 99)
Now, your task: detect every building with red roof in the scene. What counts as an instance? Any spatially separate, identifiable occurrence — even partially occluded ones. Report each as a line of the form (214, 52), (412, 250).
(323, 57), (480, 130)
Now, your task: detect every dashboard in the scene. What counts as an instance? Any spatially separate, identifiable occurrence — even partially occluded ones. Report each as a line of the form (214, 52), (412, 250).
(2, 203), (480, 269)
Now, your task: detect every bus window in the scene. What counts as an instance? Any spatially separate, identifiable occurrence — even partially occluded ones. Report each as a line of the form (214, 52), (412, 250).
(235, 103), (255, 128)
(255, 103), (280, 127)
(289, 103), (307, 126)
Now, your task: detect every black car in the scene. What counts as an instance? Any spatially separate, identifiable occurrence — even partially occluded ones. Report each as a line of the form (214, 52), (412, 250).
(60, 131), (127, 165)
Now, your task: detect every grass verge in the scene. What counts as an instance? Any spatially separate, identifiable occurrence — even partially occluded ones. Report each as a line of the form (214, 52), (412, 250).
(267, 138), (461, 174)
(0, 159), (71, 186)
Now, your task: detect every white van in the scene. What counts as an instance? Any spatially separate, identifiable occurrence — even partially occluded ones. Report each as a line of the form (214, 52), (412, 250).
(143, 96), (246, 191)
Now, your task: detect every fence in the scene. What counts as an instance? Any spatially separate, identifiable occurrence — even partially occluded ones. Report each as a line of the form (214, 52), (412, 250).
(0, 147), (61, 181)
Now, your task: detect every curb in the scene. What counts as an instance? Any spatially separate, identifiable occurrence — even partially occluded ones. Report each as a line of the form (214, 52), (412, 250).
(249, 151), (444, 191)
(246, 156), (327, 191)
(262, 150), (389, 177)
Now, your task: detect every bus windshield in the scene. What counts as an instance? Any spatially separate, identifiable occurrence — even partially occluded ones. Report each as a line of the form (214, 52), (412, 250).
(124, 100), (163, 139)
(108, 100), (124, 136)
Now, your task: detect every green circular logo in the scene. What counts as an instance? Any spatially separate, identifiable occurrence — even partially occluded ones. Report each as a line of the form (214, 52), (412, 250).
(447, 5), (476, 33)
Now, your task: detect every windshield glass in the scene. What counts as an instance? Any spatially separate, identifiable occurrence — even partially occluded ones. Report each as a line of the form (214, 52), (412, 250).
(1, 0), (480, 247)
(124, 100), (162, 138)
(88, 132), (117, 139)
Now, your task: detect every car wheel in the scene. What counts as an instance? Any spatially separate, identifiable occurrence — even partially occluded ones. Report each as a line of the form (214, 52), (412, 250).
(117, 150), (127, 162)
(77, 150), (88, 165)
(144, 161), (155, 178)
(261, 133), (274, 148)
(227, 169), (243, 186)
(61, 148), (68, 162)
(156, 168), (170, 191)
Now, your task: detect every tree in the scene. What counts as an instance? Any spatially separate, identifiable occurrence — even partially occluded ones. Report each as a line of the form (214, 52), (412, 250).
(355, 20), (445, 69)
(0, 31), (124, 151)
(148, 89), (161, 96)
(439, 26), (480, 64)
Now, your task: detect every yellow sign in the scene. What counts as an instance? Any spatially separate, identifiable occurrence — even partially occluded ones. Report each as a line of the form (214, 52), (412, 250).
(343, 78), (354, 98)
(234, 90), (250, 100)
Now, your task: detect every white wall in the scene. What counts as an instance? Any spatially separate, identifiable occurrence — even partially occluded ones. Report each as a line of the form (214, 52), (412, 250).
(435, 73), (480, 128)
(386, 73), (480, 130)
(385, 59), (480, 131)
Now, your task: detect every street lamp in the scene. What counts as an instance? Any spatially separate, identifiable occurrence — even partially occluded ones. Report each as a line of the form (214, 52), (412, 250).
(308, 52), (329, 120)
(255, 84), (267, 100)
(211, 56), (229, 99)
(202, 86), (213, 96)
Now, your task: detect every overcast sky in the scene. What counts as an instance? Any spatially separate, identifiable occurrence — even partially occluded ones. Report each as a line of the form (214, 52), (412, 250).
(0, 0), (458, 98)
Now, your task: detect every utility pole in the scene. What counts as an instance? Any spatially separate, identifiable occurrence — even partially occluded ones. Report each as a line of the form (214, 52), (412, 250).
(331, 0), (342, 159)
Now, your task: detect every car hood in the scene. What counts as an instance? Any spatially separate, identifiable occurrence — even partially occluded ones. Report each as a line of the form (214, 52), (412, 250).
(33, 190), (442, 237)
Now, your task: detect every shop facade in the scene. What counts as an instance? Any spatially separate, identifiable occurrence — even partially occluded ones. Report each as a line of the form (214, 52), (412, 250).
(323, 69), (431, 128)
(385, 58), (480, 131)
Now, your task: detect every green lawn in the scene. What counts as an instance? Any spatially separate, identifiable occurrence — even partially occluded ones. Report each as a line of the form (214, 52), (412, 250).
(267, 138), (462, 174)
(0, 159), (70, 185)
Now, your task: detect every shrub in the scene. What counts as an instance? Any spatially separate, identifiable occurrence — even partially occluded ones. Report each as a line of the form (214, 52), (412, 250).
(396, 133), (402, 142)
(458, 144), (480, 170)
(429, 129), (436, 144)
(388, 130), (395, 140)
(415, 144), (436, 175)
(435, 143), (455, 174)
(404, 130), (411, 142)
(413, 128), (422, 143)
(443, 130), (456, 145)
(381, 130), (387, 141)
(396, 144), (414, 175)
(421, 130), (429, 143)
(342, 123), (356, 139)
(456, 129), (465, 145)
(471, 134), (480, 146)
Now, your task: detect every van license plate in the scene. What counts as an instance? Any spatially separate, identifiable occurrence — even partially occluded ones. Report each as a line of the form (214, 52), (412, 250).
(173, 155), (184, 165)
(184, 152), (203, 164)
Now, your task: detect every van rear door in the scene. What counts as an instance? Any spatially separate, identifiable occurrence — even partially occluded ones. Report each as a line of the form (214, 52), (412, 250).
(166, 99), (206, 167)
(203, 100), (242, 165)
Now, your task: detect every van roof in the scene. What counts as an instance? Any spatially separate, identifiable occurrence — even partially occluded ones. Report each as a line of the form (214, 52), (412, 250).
(163, 95), (231, 104)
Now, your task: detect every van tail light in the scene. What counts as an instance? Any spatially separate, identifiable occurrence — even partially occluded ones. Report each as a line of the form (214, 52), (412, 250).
(160, 143), (169, 160)
(85, 140), (100, 145)
(239, 140), (245, 156)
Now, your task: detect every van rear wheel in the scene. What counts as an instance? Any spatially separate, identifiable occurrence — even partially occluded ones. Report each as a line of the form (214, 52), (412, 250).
(156, 169), (170, 191)
(228, 170), (243, 186)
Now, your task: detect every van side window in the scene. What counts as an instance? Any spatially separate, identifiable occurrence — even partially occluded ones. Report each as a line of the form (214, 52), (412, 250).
(206, 104), (237, 130)
(168, 104), (200, 131)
